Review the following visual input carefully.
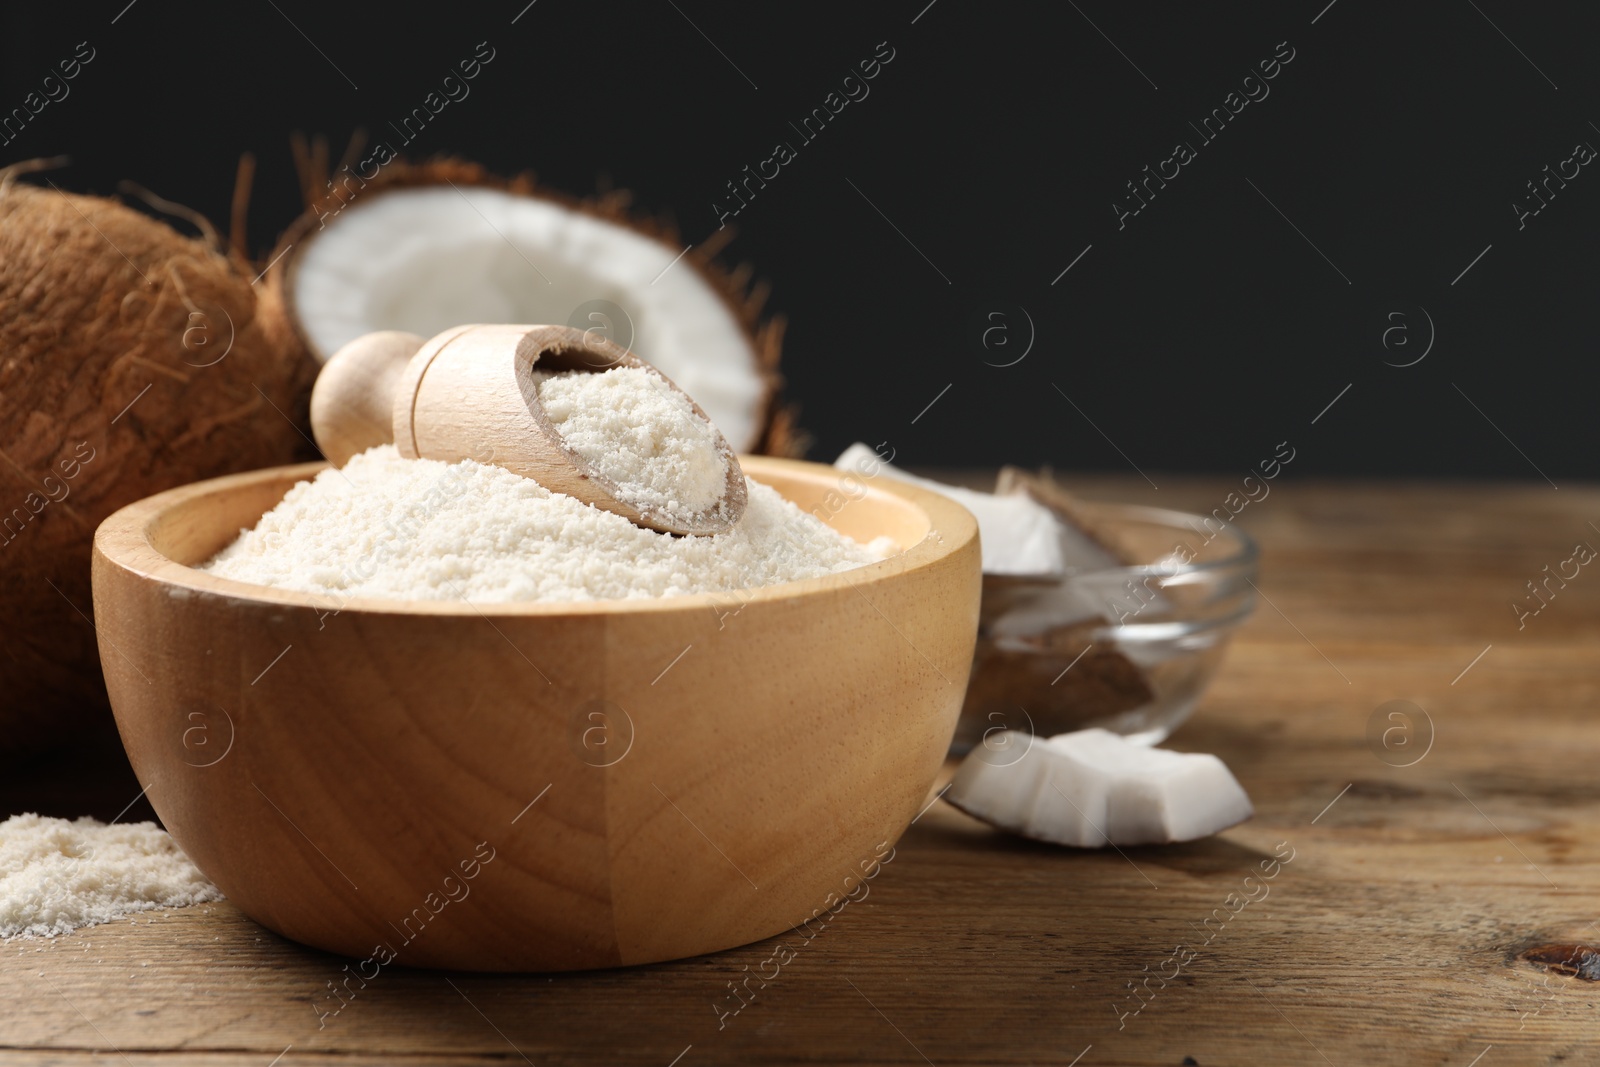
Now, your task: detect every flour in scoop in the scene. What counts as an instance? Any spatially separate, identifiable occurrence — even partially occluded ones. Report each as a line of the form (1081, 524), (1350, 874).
(0, 814), (222, 939)
(202, 446), (892, 602)
(533, 365), (729, 520)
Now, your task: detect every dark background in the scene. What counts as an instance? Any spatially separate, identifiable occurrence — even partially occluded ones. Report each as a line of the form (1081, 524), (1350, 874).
(3, 1), (1595, 481)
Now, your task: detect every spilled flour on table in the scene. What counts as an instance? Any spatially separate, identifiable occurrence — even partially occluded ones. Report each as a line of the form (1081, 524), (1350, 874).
(0, 813), (222, 939)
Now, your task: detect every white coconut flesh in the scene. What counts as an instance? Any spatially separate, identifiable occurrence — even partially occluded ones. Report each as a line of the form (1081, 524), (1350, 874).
(836, 442), (1184, 641)
(834, 442), (1076, 577)
(290, 185), (767, 451)
(946, 728), (1253, 847)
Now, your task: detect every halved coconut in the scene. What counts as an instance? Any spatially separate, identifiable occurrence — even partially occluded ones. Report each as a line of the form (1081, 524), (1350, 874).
(266, 159), (795, 455)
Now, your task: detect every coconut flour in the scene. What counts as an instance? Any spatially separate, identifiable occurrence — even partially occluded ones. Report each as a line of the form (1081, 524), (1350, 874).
(534, 365), (728, 519)
(203, 446), (890, 602)
(0, 814), (222, 939)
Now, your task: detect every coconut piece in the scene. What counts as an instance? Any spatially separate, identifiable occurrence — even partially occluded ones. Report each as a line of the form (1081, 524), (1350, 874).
(953, 734), (1113, 848)
(1000, 465), (1196, 572)
(833, 446), (1160, 725)
(0, 165), (317, 756)
(996, 466), (1143, 565)
(832, 445), (1159, 729)
(834, 443), (1066, 576)
(1008, 466), (1176, 567)
(267, 158), (796, 456)
(947, 728), (1253, 847)
(989, 465), (1179, 708)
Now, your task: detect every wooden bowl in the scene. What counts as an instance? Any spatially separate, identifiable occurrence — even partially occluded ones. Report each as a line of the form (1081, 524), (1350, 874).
(91, 457), (979, 971)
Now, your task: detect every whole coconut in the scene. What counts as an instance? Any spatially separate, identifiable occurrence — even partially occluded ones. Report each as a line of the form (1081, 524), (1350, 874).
(0, 169), (317, 757)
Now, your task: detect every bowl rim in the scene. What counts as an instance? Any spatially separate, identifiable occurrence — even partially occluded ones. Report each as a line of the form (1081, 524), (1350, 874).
(92, 455), (979, 618)
(1068, 500), (1259, 577)
(975, 500), (1259, 591)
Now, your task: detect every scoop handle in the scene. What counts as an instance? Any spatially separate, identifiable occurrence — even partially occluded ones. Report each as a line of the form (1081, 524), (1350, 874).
(308, 331), (425, 467)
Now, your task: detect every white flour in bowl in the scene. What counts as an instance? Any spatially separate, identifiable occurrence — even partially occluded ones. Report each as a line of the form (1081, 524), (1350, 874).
(533, 365), (729, 519)
(202, 446), (893, 602)
(0, 814), (221, 939)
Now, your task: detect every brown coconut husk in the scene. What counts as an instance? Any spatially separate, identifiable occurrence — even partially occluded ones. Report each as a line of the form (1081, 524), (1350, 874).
(264, 151), (805, 457)
(0, 162), (319, 757)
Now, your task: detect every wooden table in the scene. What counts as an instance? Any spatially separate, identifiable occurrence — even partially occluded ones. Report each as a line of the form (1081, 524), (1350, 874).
(5, 476), (1598, 1066)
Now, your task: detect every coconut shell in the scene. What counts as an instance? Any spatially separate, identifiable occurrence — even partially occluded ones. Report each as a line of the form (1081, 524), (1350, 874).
(0, 175), (318, 758)
(264, 155), (804, 457)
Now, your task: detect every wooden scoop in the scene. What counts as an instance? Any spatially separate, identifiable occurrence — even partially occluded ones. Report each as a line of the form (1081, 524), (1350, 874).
(309, 323), (747, 536)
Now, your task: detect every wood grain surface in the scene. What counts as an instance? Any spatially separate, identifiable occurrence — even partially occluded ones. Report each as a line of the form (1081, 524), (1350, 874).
(6, 474), (1600, 1066)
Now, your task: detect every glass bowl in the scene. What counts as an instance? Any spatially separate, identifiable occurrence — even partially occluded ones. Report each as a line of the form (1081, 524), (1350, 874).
(953, 502), (1258, 752)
